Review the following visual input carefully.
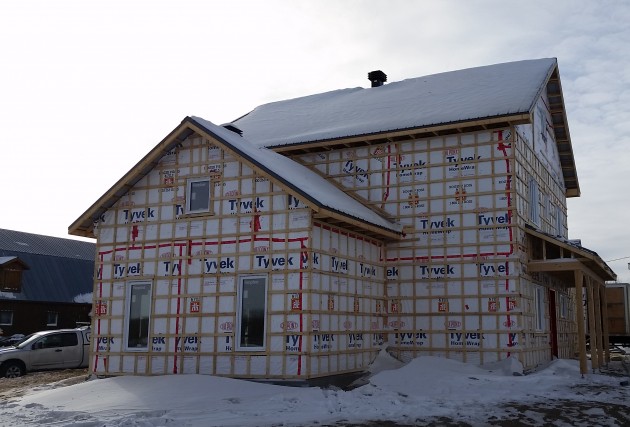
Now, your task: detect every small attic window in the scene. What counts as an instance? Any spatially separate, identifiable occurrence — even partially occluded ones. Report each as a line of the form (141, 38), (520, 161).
(0, 258), (28, 293)
(1, 268), (23, 292)
(186, 177), (211, 214)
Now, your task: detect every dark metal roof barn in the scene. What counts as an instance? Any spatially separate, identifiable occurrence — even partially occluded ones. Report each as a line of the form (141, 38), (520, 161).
(0, 228), (95, 303)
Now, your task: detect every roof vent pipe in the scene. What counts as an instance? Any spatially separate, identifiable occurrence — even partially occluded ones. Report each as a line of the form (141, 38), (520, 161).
(222, 123), (243, 136)
(368, 70), (387, 87)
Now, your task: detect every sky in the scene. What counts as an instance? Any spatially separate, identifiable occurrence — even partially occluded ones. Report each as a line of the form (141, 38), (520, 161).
(0, 349), (628, 426)
(1, 0), (629, 282)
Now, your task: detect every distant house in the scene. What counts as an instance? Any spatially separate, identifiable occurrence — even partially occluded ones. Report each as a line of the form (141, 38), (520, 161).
(0, 229), (96, 336)
(70, 58), (615, 380)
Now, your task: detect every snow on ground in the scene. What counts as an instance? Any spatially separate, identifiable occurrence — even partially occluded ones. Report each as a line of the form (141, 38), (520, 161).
(0, 350), (628, 426)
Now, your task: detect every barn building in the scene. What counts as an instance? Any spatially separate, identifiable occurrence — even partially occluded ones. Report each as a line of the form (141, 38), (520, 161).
(0, 229), (95, 336)
(69, 58), (615, 380)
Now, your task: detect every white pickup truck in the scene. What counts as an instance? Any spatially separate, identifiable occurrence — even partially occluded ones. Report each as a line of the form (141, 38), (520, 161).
(0, 327), (90, 378)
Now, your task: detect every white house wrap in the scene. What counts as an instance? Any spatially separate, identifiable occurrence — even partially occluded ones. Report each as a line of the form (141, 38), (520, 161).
(70, 58), (615, 380)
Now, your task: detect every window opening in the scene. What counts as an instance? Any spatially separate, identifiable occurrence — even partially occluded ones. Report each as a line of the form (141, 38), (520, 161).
(126, 281), (152, 350)
(237, 275), (267, 350)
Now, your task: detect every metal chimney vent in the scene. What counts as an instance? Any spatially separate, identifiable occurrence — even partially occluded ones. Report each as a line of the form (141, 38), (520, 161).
(222, 123), (243, 136)
(368, 70), (387, 87)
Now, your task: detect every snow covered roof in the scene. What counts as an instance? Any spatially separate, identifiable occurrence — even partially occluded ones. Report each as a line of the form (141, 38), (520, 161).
(0, 256), (18, 265)
(70, 117), (402, 239)
(232, 58), (557, 148)
(189, 117), (402, 235)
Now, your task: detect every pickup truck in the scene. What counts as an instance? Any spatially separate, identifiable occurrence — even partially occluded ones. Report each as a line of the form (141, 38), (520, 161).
(0, 327), (90, 378)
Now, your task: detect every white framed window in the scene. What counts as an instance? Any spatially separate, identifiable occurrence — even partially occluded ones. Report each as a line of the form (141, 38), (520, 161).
(0, 310), (13, 325)
(534, 286), (546, 331)
(559, 294), (568, 319)
(542, 193), (550, 223)
(528, 176), (540, 226)
(556, 207), (565, 237)
(46, 311), (58, 326)
(125, 281), (152, 351)
(236, 275), (268, 351)
(186, 178), (211, 213)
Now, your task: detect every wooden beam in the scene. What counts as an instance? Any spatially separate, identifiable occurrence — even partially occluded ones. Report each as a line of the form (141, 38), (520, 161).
(524, 228), (616, 281)
(271, 114), (531, 153)
(528, 259), (582, 272)
(586, 277), (599, 372)
(574, 269), (588, 375)
(318, 208), (402, 241)
(528, 259), (604, 285)
(593, 280), (604, 369)
(600, 284), (610, 364)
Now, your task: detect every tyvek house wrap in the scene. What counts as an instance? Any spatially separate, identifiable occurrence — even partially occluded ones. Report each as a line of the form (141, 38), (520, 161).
(89, 116), (391, 378)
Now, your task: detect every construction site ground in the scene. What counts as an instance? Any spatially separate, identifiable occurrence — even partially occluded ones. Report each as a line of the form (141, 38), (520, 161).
(0, 357), (628, 426)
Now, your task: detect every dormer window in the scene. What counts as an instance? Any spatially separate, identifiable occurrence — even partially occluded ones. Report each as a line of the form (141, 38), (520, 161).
(0, 257), (29, 293)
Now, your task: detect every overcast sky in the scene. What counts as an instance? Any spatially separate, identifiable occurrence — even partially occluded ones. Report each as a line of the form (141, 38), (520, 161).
(1, 0), (628, 282)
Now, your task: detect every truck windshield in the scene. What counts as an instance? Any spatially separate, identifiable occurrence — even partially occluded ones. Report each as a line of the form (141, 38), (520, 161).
(15, 333), (40, 349)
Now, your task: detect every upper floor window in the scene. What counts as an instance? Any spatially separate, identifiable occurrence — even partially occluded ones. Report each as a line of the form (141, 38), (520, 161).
(186, 178), (211, 214)
(528, 176), (540, 227)
(0, 257), (29, 293)
(46, 312), (58, 327)
(0, 310), (13, 326)
(556, 207), (565, 238)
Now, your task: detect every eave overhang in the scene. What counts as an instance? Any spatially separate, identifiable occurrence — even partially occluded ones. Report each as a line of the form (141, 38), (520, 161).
(525, 226), (616, 283)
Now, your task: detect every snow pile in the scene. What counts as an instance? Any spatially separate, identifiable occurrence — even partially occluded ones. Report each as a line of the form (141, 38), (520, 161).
(0, 351), (627, 426)
(72, 292), (93, 303)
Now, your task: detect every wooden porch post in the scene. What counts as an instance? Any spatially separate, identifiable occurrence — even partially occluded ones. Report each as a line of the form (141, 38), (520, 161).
(587, 277), (599, 371)
(593, 281), (605, 367)
(600, 283), (610, 364)
(574, 269), (588, 375)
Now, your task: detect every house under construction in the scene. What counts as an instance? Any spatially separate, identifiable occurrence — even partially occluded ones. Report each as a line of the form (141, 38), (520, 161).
(70, 58), (615, 380)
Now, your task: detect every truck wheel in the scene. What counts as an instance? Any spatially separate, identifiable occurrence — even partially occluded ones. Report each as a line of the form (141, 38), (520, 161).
(1, 362), (25, 378)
